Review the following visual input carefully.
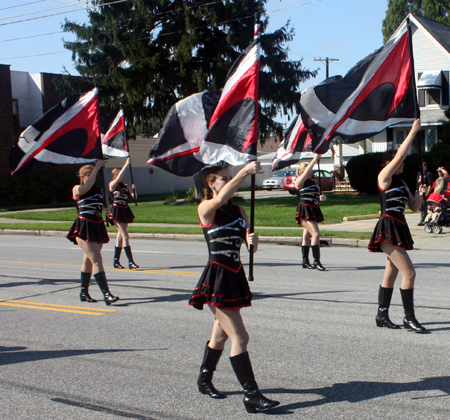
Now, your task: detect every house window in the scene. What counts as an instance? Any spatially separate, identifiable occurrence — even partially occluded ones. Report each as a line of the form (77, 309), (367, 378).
(394, 130), (406, 150)
(420, 88), (441, 106)
(425, 128), (437, 150)
(12, 99), (19, 127)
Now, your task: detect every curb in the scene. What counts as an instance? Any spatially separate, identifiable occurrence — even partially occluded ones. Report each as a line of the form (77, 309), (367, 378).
(0, 228), (367, 247)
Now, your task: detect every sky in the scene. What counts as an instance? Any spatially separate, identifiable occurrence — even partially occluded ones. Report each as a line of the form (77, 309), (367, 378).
(0, 0), (388, 92)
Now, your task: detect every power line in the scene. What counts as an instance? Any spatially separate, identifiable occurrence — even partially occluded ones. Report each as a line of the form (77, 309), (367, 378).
(0, 31), (64, 43)
(0, 0), (130, 27)
(0, 0), (90, 21)
(0, 0), (47, 12)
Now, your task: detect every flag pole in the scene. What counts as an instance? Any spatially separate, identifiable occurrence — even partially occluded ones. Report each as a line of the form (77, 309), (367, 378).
(101, 166), (112, 227)
(129, 163), (138, 206)
(247, 12), (261, 282)
(407, 18), (424, 190)
(317, 156), (322, 194)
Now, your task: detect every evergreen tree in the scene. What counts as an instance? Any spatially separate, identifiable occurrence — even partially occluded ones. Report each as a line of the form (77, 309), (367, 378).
(59, 0), (316, 140)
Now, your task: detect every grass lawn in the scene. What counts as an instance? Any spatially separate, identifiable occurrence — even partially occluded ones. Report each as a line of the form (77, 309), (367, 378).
(1, 194), (380, 226)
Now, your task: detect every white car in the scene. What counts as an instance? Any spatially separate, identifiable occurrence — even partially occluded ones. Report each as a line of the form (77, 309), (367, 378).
(262, 170), (295, 190)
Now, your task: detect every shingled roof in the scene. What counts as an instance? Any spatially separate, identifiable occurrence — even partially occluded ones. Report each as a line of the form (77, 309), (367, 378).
(412, 13), (450, 55)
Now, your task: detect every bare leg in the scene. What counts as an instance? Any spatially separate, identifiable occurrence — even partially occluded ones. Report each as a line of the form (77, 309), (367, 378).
(380, 241), (416, 289)
(301, 224), (312, 246)
(302, 220), (320, 246)
(209, 306), (249, 357)
(115, 222), (130, 247)
(209, 318), (229, 350)
(76, 238), (104, 274)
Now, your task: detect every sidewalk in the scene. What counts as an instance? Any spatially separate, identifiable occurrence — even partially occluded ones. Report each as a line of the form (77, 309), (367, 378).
(1, 210), (449, 251)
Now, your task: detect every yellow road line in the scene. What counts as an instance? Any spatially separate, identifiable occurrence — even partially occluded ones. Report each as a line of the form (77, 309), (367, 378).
(0, 299), (116, 312)
(0, 302), (104, 315)
(0, 260), (201, 276)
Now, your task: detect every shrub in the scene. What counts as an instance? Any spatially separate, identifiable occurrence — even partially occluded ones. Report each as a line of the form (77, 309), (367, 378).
(346, 153), (380, 195)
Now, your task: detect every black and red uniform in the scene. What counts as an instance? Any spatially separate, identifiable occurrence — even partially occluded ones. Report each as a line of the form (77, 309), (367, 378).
(111, 182), (134, 223)
(189, 204), (252, 310)
(67, 186), (109, 244)
(368, 174), (413, 252)
(295, 179), (324, 224)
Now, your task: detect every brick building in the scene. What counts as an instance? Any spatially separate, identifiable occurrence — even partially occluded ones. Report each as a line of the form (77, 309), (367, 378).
(0, 66), (66, 176)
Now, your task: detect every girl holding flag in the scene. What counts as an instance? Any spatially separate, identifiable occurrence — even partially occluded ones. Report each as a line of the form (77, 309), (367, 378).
(188, 161), (280, 413)
(368, 119), (426, 333)
(109, 158), (139, 269)
(67, 160), (119, 306)
(294, 153), (327, 271)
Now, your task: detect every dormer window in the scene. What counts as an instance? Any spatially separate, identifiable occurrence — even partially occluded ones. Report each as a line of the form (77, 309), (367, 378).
(417, 70), (449, 107)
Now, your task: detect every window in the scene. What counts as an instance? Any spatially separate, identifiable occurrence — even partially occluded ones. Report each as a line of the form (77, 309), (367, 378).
(394, 130), (406, 150)
(425, 128), (437, 151)
(418, 88), (441, 106)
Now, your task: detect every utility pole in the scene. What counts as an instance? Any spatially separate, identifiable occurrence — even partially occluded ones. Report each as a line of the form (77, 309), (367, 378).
(314, 57), (344, 177)
(314, 57), (339, 79)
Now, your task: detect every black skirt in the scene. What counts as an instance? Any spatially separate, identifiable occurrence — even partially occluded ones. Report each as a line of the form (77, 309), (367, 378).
(368, 216), (413, 252)
(296, 204), (324, 224)
(112, 204), (135, 223)
(67, 217), (109, 244)
(189, 262), (252, 310)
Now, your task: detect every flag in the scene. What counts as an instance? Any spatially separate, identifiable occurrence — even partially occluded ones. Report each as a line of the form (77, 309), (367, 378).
(200, 38), (261, 165)
(299, 20), (418, 154)
(271, 116), (313, 172)
(9, 88), (101, 176)
(101, 107), (129, 158)
(147, 91), (221, 177)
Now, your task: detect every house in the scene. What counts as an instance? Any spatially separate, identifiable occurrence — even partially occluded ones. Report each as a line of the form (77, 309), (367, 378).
(373, 13), (450, 153)
(0, 66), (66, 176)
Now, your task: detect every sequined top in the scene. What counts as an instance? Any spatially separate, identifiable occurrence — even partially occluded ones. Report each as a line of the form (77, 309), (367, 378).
(201, 204), (247, 272)
(379, 175), (409, 224)
(112, 182), (130, 208)
(76, 186), (104, 223)
(297, 179), (320, 207)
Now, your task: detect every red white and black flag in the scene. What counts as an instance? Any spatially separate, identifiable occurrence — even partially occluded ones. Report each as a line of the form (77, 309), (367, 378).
(200, 38), (260, 165)
(271, 116), (312, 172)
(9, 88), (101, 176)
(101, 107), (129, 158)
(299, 20), (418, 154)
(147, 91), (221, 177)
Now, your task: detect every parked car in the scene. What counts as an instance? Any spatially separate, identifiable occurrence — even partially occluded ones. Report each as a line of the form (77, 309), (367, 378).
(262, 169), (296, 190)
(283, 169), (335, 194)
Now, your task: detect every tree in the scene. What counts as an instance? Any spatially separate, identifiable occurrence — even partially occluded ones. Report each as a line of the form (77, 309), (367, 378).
(382, 0), (450, 42)
(58, 0), (316, 141)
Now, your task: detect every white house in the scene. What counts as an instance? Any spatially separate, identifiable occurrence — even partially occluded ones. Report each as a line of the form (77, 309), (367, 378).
(373, 13), (450, 153)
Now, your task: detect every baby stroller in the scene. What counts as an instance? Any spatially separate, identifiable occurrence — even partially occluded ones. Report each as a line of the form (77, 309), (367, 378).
(424, 191), (450, 234)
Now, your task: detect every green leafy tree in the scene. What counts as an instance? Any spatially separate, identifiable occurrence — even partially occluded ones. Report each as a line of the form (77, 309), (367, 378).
(58, 0), (316, 141)
(382, 0), (450, 42)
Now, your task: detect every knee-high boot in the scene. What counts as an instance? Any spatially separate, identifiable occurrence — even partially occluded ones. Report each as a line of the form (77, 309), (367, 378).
(375, 286), (399, 328)
(400, 288), (426, 333)
(94, 272), (119, 306)
(113, 246), (124, 269)
(197, 341), (226, 399)
(124, 246), (139, 269)
(301, 246), (313, 269)
(311, 245), (326, 271)
(230, 352), (280, 413)
(80, 272), (97, 302)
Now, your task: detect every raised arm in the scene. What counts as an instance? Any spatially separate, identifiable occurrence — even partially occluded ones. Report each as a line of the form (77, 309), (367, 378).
(72, 160), (105, 199)
(378, 119), (421, 189)
(109, 158), (131, 192)
(294, 153), (320, 190)
(198, 161), (263, 225)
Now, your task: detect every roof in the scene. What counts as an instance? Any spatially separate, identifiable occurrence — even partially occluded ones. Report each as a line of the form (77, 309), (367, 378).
(411, 13), (450, 55)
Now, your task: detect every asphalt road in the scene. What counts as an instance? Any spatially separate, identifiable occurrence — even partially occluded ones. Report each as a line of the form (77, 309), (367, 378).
(1, 235), (450, 420)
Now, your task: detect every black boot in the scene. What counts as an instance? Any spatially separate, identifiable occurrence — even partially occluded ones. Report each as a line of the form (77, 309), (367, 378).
(80, 272), (97, 302)
(124, 246), (139, 269)
(400, 288), (426, 333)
(311, 245), (326, 271)
(301, 246), (313, 269)
(197, 342), (226, 399)
(230, 352), (280, 413)
(375, 286), (400, 328)
(113, 246), (125, 269)
(94, 272), (119, 306)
